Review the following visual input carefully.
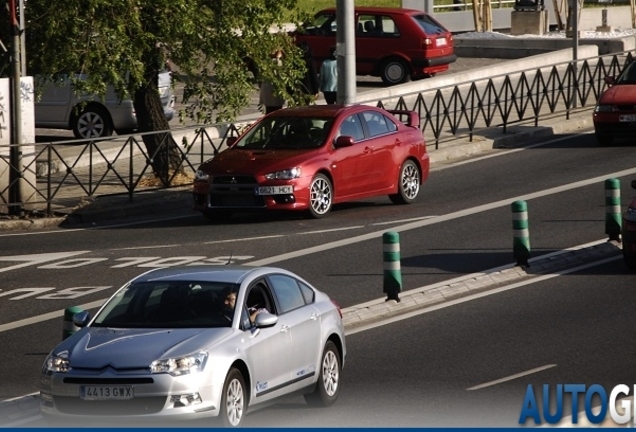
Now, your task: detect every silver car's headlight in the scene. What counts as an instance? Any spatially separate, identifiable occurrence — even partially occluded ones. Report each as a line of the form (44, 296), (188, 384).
(195, 170), (210, 181)
(43, 353), (70, 374)
(595, 104), (613, 113)
(624, 207), (636, 222)
(150, 351), (208, 376)
(265, 167), (301, 180)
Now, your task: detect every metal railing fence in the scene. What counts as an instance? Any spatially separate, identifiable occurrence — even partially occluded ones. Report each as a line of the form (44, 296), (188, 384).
(0, 50), (632, 216)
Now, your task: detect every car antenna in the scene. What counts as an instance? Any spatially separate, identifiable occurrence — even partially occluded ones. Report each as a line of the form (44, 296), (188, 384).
(226, 253), (233, 265)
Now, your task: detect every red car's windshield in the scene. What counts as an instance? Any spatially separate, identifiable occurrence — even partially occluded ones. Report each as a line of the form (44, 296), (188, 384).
(235, 116), (334, 150)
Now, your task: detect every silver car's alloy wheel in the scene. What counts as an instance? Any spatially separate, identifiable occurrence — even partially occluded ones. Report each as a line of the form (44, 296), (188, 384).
(321, 349), (339, 397)
(309, 174), (332, 218)
(225, 377), (244, 426)
(401, 162), (420, 200)
(73, 106), (114, 139)
(221, 368), (246, 427)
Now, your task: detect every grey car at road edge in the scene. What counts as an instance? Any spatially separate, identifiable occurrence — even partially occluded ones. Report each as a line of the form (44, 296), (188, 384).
(34, 71), (175, 139)
(39, 266), (346, 427)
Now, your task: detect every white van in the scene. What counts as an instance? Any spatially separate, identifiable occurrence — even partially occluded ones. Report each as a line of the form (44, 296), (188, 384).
(34, 71), (175, 139)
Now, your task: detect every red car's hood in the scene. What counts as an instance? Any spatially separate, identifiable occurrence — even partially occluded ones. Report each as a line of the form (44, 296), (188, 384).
(600, 85), (636, 105)
(200, 148), (320, 176)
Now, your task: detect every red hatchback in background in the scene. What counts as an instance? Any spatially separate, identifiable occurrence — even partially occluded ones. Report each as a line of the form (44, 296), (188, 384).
(294, 7), (456, 85)
(192, 105), (429, 221)
(593, 61), (636, 146)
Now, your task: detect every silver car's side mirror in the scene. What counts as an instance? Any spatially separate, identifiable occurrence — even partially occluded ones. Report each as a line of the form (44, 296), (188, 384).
(73, 311), (91, 328)
(253, 311), (278, 328)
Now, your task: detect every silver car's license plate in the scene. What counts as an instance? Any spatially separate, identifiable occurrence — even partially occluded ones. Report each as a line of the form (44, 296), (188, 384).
(80, 385), (134, 400)
(256, 185), (293, 195)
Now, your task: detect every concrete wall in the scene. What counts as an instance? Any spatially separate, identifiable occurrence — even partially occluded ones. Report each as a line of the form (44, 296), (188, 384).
(403, 1), (635, 33)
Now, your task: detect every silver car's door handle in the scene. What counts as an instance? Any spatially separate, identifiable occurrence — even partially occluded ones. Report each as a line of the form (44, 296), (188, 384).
(280, 325), (289, 333)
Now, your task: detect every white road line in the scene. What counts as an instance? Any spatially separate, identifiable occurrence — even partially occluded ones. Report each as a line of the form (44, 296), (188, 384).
(298, 226), (365, 235)
(371, 216), (435, 225)
(466, 364), (557, 391)
(246, 166), (636, 266)
(203, 235), (284, 244)
(111, 244), (182, 250)
(345, 255), (622, 336)
(0, 299), (105, 334)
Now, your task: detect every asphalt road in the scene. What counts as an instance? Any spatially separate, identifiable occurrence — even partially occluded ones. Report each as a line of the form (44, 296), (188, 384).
(3, 128), (636, 426)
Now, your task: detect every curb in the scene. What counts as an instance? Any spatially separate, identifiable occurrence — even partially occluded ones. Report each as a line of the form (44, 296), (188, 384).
(341, 239), (622, 331)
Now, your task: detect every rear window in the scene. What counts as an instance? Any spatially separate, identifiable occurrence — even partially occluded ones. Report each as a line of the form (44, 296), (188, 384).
(411, 13), (448, 35)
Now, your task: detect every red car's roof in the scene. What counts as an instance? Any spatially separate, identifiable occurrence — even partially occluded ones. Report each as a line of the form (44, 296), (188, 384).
(317, 6), (425, 15)
(266, 104), (375, 118)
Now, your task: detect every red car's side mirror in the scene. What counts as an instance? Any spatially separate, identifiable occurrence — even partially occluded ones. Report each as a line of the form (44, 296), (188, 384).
(631, 179), (636, 190)
(605, 76), (616, 86)
(334, 135), (354, 148)
(227, 136), (238, 147)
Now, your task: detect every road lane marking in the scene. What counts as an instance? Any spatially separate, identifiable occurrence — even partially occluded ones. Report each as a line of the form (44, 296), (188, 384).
(299, 226), (365, 235)
(111, 244), (181, 250)
(372, 216), (435, 225)
(0, 299), (105, 333)
(466, 364), (557, 391)
(245, 165), (636, 266)
(0, 251), (90, 274)
(203, 235), (284, 244)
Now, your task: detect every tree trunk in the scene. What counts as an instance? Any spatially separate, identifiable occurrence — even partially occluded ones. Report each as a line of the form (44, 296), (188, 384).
(133, 66), (183, 186)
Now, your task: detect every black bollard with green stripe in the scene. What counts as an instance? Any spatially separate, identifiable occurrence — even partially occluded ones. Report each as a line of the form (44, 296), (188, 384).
(604, 178), (622, 241)
(383, 231), (402, 302)
(512, 200), (530, 267)
(63, 306), (84, 340)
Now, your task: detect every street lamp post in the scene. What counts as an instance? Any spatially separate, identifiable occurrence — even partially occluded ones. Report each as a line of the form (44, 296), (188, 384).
(336, 0), (356, 105)
(8, 0), (23, 216)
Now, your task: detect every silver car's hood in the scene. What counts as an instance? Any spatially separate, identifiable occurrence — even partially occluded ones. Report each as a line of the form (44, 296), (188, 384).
(66, 327), (232, 369)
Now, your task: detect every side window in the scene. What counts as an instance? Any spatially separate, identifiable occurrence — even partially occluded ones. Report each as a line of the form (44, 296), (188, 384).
(384, 114), (398, 132)
(357, 15), (379, 36)
(304, 13), (336, 36)
(298, 282), (315, 304)
(362, 111), (391, 137)
(337, 114), (365, 142)
(380, 16), (400, 36)
(269, 274), (305, 314)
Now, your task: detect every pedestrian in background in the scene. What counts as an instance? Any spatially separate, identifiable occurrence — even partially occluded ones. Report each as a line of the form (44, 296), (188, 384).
(259, 49), (286, 114)
(320, 46), (338, 105)
(298, 42), (320, 100)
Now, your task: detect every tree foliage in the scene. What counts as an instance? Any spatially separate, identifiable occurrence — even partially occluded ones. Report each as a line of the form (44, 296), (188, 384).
(1, 0), (315, 177)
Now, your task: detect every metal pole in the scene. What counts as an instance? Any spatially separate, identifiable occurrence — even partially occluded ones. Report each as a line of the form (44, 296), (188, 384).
(8, 0), (24, 216)
(572, 0), (578, 109)
(19, 0), (26, 77)
(336, 0), (356, 105)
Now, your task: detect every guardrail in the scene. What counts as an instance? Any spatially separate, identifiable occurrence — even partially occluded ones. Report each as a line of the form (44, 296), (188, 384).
(0, 50), (632, 216)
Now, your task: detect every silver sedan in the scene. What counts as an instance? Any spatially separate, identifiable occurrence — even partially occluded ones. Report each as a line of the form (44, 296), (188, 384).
(39, 266), (346, 427)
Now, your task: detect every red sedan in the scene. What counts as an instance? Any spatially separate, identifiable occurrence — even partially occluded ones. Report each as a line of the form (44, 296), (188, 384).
(593, 61), (636, 146)
(192, 105), (429, 220)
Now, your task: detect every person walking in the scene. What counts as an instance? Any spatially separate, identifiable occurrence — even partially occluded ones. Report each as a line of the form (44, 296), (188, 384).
(298, 42), (320, 100)
(320, 46), (338, 105)
(259, 49), (286, 114)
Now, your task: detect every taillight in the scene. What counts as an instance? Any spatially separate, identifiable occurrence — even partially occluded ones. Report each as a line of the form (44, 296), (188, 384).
(421, 38), (432, 48)
(331, 300), (343, 319)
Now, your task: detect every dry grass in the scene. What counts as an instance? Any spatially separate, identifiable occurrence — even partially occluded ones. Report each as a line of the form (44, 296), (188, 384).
(138, 171), (195, 187)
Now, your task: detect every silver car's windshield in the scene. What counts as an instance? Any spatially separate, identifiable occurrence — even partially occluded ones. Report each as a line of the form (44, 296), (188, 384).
(91, 281), (240, 328)
(235, 116), (334, 150)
